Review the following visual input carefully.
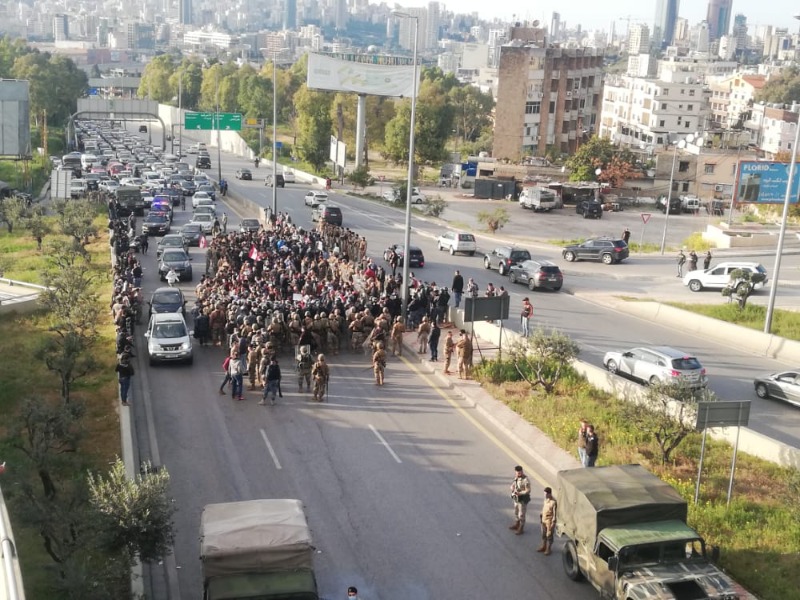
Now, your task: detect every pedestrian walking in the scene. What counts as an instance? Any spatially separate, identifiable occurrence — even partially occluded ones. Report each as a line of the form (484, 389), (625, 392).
(222, 212), (228, 234)
(311, 354), (330, 402)
(166, 268), (179, 287)
(688, 250), (698, 272)
(139, 234), (149, 254)
(115, 353), (135, 406)
(429, 321), (440, 361)
(577, 419), (589, 466)
(508, 465), (531, 535)
(219, 355), (232, 394)
(260, 357), (282, 405)
(372, 341), (387, 386)
(452, 270), (464, 308)
(228, 349), (246, 401)
(443, 330), (455, 375)
(537, 487), (558, 555)
(622, 227), (631, 244)
(521, 297), (533, 337)
(704, 250), (712, 270)
(585, 425), (599, 467)
(676, 249), (686, 277)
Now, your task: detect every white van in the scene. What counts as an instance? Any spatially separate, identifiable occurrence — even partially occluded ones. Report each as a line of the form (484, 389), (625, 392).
(80, 153), (99, 170)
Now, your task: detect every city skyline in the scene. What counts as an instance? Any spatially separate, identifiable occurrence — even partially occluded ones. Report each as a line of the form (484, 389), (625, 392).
(395, 0), (800, 31)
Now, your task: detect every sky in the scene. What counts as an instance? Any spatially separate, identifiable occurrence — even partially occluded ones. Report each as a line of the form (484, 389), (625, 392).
(402, 0), (800, 31)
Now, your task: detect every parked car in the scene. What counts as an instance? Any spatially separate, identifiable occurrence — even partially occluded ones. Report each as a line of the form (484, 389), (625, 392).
(312, 205), (343, 225)
(382, 188), (426, 204)
(235, 168), (253, 180)
(196, 184), (216, 201)
(266, 174), (285, 188)
(144, 312), (193, 366)
(682, 262), (768, 292)
(149, 286), (186, 316)
(195, 156), (211, 170)
(562, 238), (630, 264)
(192, 206), (216, 219)
(192, 191), (214, 209)
(603, 346), (708, 389)
(384, 244), (425, 268)
(282, 170), (296, 183)
(142, 213), (170, 236)
(156, 233), (187, 258)
(657, 195), (682, 214)
(575, 200), (603, 219)
(483, 246), (532, 275)
(239, 218), (261, 233)
(189, 213), (215, 233)
(508, 259), (564, 291)
(436, 231), (477, 256)
(158, 248), (193, 282)
(753, 371), (800, 408)
(179, 223), (204, 246)
(304, 191), (328, 207)
(180, 179), (197, 196)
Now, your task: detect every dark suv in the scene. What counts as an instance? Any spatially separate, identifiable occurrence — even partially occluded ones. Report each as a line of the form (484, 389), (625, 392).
(483, 246), (532, 275)
(562, 238), (629, 264)
(508, 259), (564, 291)
(576, 200), (603, 219)
(312, 205), (342, 226)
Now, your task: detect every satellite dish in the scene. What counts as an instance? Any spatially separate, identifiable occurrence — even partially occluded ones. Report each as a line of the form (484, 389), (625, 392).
(532, 20), (540, 27)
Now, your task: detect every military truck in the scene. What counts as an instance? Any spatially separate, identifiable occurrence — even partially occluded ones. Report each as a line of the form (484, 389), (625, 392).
(556, 465), (740, 600)
(200, 499), (319, 600)
(116, 186), (145, 216)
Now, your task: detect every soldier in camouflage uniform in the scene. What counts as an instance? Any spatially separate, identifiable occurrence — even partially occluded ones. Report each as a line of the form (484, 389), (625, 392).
(372, 342), (387, 386)
(296, 345), (313, 392)
(311, 354), (329, 401)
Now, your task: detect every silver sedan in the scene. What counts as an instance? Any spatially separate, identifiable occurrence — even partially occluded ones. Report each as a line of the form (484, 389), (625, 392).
(753, 371), (800, 408)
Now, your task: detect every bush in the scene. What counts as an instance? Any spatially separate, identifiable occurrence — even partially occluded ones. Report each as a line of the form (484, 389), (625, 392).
(348, 165), (373, 190)
(425, 195), (448, 217)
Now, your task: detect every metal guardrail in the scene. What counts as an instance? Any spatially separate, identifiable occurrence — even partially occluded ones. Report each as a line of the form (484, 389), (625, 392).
(0, 479), (25, 600)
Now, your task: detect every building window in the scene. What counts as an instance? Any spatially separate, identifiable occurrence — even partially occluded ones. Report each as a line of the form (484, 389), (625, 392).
(689, 89), (696, 96)
(682, 182), (690, 192)
(661, 103), (667, 110)
(685, 122), (691, 128)
(659, 120), (665, 127)
(679, 161), (690, 173)
(525, 101), (541, 114)
(657, 136), (664, 144)
(680, 88), (685, 94)
(687, 104), (694, 111)
(662, 89), (668, 96)
(704, 164), (715, 174)
(549, 101), (555, 113)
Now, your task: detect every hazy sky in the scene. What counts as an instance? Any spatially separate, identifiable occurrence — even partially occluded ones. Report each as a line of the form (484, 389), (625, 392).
(406, 1), (800, 31)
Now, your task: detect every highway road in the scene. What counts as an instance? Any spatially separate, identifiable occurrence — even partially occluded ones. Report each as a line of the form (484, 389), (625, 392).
(122, 125), (800, 598)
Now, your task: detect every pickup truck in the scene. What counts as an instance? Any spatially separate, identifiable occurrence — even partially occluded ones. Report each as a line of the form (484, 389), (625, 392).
(519, 186), (557, 211)
(557, 465), (741, 600)
(200, 499), (319, 600)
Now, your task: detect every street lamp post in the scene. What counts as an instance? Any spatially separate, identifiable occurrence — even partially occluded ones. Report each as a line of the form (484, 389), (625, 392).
(660, 134), (702, 254)
(392, 10), (419, 323)
(272, 54), (278, 216)
(178, 72), (183, 161)
(215, 72), (222, 184)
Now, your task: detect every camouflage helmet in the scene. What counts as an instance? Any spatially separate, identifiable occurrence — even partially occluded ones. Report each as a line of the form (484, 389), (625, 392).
(317, 354), (325, 361)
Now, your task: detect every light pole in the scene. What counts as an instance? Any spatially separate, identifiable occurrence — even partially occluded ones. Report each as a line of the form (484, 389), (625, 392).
(392, 10), (419, 323)
(659, 134), (702, 254)
(272, 54), (278, 216)
(178, 71), (183, 159)
(764, 105), (800, 332)
(215, 71), (222, 184)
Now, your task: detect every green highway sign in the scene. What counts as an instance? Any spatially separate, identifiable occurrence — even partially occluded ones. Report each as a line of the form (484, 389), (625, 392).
(184, 112), (242, 131)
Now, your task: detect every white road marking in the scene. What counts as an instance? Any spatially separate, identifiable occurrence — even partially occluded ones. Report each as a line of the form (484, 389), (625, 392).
(260, 428), (283, 470)
(369, 424), (403, 463)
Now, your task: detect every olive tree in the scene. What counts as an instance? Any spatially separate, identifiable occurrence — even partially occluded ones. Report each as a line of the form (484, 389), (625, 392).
(508, 328), (580, 394)
(721, 268), (766, 309)
(476, 207), (509, 234)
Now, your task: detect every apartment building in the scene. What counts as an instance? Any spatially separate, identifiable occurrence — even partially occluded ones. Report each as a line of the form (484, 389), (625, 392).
(708, 72), (766, 129)
(745, 103), (799, 158)
(493, 42), (604, 160)
(599, 74), (709, 149)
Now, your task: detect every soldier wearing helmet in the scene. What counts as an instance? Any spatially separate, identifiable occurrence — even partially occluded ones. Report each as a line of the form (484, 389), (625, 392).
(311, 353), (329, 401)
(372, 341), (387, 386)
(296, 344), (313, 392)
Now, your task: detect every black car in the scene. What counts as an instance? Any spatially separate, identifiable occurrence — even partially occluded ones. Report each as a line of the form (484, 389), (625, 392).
(235, 168), (253, 180)
(657, 195), (682, 214)
(196, 156), (211, 170)
(266, 174), (285, 188)
(576, 200), (603, 219)
(158, 249), (193, 281)
(180, 179), (197, 196)
(562, 238), (630, 264)
(483, 246), (532, 275)
(156, 233), (187, 258)
(239, 218), (261, 233)
(149, 286), (186, 316)
(383, 244), (425, 268)
(142, 213), (170, 236)
(312, 205), (343, 226)
(508, 259), (564, 291)
(179, 223), (204, 246)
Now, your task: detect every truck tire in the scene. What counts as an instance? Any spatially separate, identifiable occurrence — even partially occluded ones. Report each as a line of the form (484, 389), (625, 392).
(562, 540), (584, 581)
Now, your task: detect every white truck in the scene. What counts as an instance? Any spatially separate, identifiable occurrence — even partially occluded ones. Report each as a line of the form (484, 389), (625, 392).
(519, 186), (557, 211)
(557, 465), (741, 600)
(200, 499), (319, 600)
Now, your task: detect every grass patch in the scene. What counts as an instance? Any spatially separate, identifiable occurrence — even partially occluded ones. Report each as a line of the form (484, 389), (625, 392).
(0, 224), (53, 284)
(681, 232), (716, 252)
(0, 214), (121, 596)
(475, 362), (800, 600)
(628, 241), (662, 253)
(667, 302), (800, 342)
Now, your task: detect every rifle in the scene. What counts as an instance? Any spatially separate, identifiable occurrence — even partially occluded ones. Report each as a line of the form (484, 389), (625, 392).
(278, 379), (283, 398)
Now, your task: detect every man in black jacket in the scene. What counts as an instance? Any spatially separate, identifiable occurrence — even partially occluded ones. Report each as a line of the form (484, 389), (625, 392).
(260, 357), (282, 406)
(451, 270), (464, 308)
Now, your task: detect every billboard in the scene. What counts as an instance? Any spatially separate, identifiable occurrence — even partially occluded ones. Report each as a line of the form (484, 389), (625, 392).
(735, 161), (800, 204)
(329, 136), (346, 169)
(0, 80), (31, 157)
(307, 53), (417, 98)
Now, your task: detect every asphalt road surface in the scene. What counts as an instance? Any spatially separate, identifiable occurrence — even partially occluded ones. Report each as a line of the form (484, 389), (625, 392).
(122, 124), (800, 599)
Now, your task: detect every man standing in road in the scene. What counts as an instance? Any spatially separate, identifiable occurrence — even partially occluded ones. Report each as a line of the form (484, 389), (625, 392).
(372, 341), (387, 386)
(390, 316), (405, 357)
(509, 465), (531, 535)
(676, 249), (686, 277)
(704, 250), (713, 270)
(521, 298), (533, 337)
(296, 345), (313, 392)
(585, 425), (599, 467)
(456, 329), (473, 379)
(537, 487), (558, 555)
(312, 354), (329, 402)
(260, 357), (282, 406)
(622, 228), (631, 244)
(451, 270), (464, 308)
(221, 212), (228, 234)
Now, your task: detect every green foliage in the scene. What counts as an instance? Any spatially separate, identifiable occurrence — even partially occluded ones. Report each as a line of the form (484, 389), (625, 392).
(755, 66), (800, 105)
(507, 329), (580, 394)
(449, 85), (494, 145)
(237, 68), (273, 119)
(565, 136), (640, 187)
(294, 84), (333, 171)
(88, 458), (177, 563)
(138, 54), (176, 102)
(0, 196), (28, 233)
(476, 207), (510, 233)
(720, 268), (765, 309)
(425, 195), (448, 217)
(348, 165), (373, 189)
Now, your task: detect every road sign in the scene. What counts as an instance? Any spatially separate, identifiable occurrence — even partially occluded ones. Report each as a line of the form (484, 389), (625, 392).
(275, 141), (283, 149)
(641, 213), (651, 224)
(184, 112), (242, 131)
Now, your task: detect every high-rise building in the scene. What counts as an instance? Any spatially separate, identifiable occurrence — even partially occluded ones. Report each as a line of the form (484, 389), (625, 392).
(284, 0), (297, 29)
(550, 12), (560, 41)
(706, 0), (732, 41)
(334, 0), (347, 30)
(653, 0), (679, 50)
(179, 0), (192, 25)
(627, 23), (650, 54)
(732, 14), (747, 52)
(53, 14), (68, 41)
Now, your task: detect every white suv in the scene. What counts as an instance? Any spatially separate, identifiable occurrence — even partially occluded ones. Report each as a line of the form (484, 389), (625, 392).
(683, 262), (767, 292)
(603, 346), (708, 389)
(145, 313), (193, 365)
(437, 231), (477, 256)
